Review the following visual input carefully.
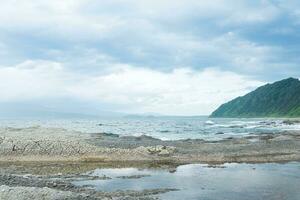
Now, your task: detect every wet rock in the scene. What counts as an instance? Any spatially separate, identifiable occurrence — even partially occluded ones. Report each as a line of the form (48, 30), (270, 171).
(259, 121), (276, 126)
(91, 175), (111, 180)
(116, 175), (151, 179)
(282, 120), (300, 125)
(206, 165), (226, 168)
(168, 168), (177, 173)
(229, 125), (245, 128)
(100, 132), (119, 137)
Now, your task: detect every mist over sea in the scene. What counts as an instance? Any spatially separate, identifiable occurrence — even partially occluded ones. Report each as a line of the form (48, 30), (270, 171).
(1, 116), (299, 141)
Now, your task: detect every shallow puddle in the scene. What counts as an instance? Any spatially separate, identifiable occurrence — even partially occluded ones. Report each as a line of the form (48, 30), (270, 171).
(73, 162), (300, 200)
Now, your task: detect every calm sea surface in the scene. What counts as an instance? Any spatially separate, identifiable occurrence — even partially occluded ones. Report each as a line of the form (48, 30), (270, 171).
(0, 116), (299, 140)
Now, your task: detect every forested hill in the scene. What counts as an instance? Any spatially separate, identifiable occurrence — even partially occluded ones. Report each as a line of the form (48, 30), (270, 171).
(210, 78), (300, 118)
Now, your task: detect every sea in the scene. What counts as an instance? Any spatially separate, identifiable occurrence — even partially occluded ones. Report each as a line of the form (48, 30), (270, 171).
(0, 116), (299, 140)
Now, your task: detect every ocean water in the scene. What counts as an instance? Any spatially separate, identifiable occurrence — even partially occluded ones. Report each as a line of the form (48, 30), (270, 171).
(0, 116), (299, 140)
(73, 162), (300, 200)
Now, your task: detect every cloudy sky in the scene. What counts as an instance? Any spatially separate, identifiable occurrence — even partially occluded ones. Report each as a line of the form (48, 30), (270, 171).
(0, 0), (300, 116)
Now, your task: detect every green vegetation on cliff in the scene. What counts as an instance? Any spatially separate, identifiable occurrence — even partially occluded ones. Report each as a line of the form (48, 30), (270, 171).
(210, 78), (300, 118)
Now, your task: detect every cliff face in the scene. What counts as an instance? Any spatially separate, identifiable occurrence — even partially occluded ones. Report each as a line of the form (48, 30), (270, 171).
(210, 78), (300, 118)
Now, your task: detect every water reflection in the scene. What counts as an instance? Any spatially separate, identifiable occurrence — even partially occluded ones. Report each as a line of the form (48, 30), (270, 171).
(73, 162), (300, 200)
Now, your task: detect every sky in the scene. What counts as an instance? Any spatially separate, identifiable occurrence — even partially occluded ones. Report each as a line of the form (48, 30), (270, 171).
(0, 0), (300, 116)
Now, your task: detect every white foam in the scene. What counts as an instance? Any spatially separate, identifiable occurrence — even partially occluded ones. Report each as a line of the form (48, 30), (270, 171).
(205, 120), (215, 125)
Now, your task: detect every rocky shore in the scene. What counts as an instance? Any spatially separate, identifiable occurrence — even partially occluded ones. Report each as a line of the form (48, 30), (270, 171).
(0, 126), (300, 199)
(0, 126), (299, 164)
(0, 173), (177, 200)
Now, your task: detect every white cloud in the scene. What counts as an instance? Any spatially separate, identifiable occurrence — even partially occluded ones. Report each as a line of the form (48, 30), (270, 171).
(0, 60), (263, 115)
(0, 0), (282, 41)
(0, 60), (72, 100)
(0, 0), (296, 80)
